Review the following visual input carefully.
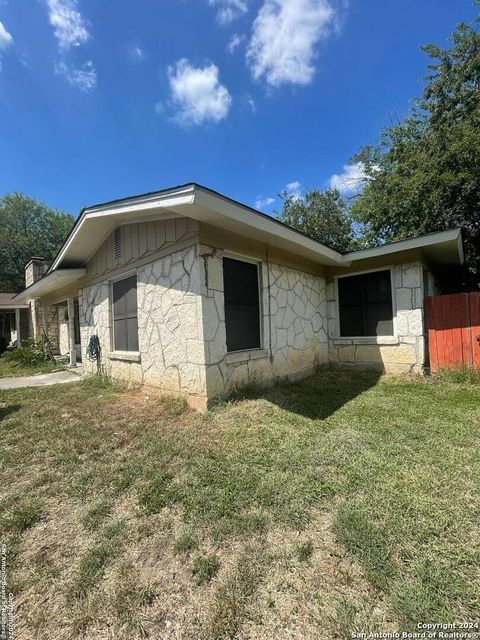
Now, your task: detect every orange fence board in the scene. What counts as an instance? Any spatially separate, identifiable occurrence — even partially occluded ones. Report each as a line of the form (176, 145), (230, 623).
(470, 293), (480, 368)
(425, 292), (480, 372)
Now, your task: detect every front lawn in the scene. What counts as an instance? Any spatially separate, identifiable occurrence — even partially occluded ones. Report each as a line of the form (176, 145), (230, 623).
(0, 357), (60, 378)
(0, 369), (478, 639)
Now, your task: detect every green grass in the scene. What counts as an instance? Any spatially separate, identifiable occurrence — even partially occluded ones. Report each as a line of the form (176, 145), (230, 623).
(1, 499), (44, 534)
(0, 357), (60, 378)
(334, 507), (396, 591)
(0, 369), (478, 639)
(191, 554), (220, 585)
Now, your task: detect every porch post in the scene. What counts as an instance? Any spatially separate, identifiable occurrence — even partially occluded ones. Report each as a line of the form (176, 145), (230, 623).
(15, 308), (21, 347)
(67, 297), (77, 368)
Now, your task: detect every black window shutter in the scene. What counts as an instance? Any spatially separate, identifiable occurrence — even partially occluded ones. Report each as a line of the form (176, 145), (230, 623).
(113, 275), (138, 351)
(223, 258), (261, 353)
(339, 270), (393, 337)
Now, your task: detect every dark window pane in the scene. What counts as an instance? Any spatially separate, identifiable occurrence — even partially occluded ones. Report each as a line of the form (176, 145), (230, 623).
(126, 279), (138, 316)
(223, 257), (261, 352)
(338, 270), (393, 337)
(114, 318), (128, 351)
(113, 275), (138, 351)
(339, 305), (364, 337)
(127, 317), (139, 351)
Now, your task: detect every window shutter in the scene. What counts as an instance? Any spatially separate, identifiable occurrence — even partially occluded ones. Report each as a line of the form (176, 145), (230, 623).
(223, 257), (261, 353)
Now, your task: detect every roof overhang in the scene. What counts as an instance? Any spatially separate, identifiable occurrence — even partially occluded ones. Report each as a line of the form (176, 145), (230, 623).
(343, 228), (464, 265)
(43, 184), (464, 281)
(12, 269), (86, 303)
(0, 303), (30, 310)
(50, 184), (347, 270)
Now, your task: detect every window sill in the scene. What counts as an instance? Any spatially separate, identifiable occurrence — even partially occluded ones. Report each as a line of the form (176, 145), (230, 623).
(333, 336), (399, 346)
(225, 348), (269, 365)
(108, 351), (141, 363)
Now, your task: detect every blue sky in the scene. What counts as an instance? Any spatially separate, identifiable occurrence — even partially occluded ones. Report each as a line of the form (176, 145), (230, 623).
(0, 0), (477, 218)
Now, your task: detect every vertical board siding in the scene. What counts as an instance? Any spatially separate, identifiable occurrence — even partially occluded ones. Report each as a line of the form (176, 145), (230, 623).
(86, 218), (200, 279)
(425, 292), (480, 372)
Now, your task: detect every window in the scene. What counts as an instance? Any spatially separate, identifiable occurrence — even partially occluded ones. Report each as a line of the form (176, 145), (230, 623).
(223, 257), (261, 353)
(73, 299), (81, 345)
(338, 270), (393, 337)
(112, 275), (139, 351)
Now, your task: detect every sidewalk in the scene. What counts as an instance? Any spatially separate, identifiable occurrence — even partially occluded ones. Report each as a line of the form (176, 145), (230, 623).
(0, 368), (84, 390)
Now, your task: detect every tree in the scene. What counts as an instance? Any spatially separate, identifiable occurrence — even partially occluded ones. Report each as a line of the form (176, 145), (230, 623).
(0, 193), (74, 292)
(351, 13), (480, 289)
(276, 188), (354, 252)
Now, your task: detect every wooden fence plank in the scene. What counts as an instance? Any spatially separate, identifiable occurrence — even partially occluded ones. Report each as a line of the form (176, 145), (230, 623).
(451, 294), (465, 367)
(426, 292), (480, 372)
(425, 297), (438, 373)
(469, 292), (480, 369)
(460, 294), (473, 367)
(436, 295), (446, 368)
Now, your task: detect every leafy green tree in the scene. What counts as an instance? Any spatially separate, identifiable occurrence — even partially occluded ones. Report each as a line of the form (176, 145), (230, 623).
(352, 14), (480, 288)
(277, 188), (354, 252)
(0, 193), (74, 292)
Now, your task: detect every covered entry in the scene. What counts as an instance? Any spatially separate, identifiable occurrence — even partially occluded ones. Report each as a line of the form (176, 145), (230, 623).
(0, 293), (29, 352)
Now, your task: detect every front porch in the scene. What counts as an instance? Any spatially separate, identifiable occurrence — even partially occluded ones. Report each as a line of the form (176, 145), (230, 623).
(40, 296), (82, 367)
(0, 293), (30, 353)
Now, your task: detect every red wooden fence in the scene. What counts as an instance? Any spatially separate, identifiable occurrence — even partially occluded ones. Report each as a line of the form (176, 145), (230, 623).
(425, 293), (480, 373)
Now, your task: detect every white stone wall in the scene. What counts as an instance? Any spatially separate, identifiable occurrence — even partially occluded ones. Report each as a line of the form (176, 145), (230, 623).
(326, 262), (426, 372)
(200, 246), (328, 398)
(79, 239), (429, 407)
(79, 244), (208, 409)
(57, 305), (70, 355)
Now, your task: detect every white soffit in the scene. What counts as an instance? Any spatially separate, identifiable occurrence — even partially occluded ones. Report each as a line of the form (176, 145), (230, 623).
(49, 184), (464, 272)
(343, 228), (464, 265)
(12, 269), (86, 303)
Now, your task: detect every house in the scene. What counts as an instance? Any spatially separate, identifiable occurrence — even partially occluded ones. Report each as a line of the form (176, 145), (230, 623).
(0, 293), (30, 351)
(12, 183), (464, 409)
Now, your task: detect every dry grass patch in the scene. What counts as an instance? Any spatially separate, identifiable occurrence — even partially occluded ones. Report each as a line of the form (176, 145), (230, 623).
(0, 369), (479, 639)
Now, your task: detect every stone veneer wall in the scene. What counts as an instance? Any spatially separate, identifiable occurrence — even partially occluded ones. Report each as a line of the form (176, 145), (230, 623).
(80, 243), (208, 409)
(326, 262), (426, 372)
(43, 304), (60, 354)
(57, 305), (70, 356)
(200, 245), (328, 398)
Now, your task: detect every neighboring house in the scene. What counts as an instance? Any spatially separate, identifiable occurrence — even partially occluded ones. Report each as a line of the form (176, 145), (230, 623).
(12, 183), (464, 409)
(0, 293), (30, 351)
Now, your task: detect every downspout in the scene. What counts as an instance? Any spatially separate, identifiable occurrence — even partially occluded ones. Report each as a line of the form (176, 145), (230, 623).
(265, 246), (274, 363)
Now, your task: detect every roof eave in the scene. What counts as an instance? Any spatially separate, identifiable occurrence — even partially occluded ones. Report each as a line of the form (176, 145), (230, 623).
(12, 269), (86, 303)
(342, 228), (464, 265)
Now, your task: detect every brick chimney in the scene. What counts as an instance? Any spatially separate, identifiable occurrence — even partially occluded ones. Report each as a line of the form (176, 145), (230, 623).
(25, 257), (51, 288)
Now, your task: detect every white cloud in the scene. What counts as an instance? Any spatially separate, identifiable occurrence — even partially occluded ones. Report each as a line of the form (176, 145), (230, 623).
(130, 46), (144, 62)
(227, 33), (245, 54)
(0, 21), (13, 68)
(246, 95), (256, 112)
(247, 0), (335, 87)
(167, 59), (232, 126)
(208, 0), (247, 24)
(328, 162), (367, 194)
(55, 60), (96, 91)
(255, 196), (275, 210)
(0, 21), (13, 49)
(284, 180), (302, 199)
(46, 0), (89, 49)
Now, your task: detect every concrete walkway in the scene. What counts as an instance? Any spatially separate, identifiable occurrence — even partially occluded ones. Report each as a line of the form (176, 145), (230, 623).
(0, 368), (84, 390)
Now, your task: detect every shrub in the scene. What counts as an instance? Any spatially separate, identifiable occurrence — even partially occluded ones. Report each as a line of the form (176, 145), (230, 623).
(2, 338), (54, 365)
